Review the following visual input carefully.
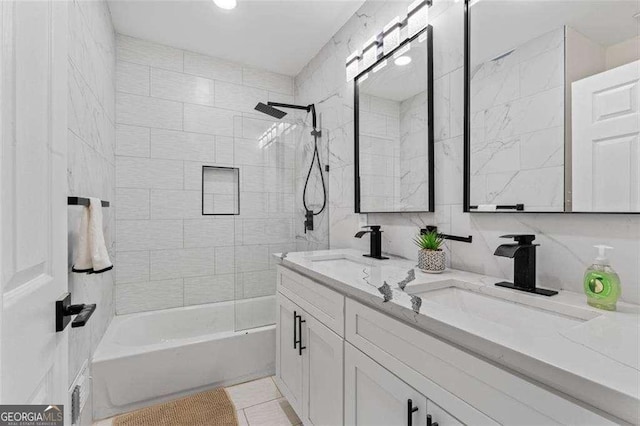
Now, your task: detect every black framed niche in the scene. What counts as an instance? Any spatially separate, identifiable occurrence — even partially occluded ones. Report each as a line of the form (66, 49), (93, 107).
(201, 166), (240, 215)
(354, 26), (435, 214)
(463, 0), (640, 214)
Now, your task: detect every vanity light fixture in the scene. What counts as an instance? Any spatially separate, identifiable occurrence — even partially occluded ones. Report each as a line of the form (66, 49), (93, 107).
(214, 0), (236, 10)
(395, 56), (412, 66)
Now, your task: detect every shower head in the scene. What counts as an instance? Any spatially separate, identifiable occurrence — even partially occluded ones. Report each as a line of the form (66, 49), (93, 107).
(254, 102), (287, 119)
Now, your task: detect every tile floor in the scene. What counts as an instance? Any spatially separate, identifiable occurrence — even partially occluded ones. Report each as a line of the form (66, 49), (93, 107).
(92, 376), (301, 426)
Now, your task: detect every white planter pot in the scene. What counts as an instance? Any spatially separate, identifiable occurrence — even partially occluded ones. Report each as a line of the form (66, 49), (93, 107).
(418, 249), (445, 273)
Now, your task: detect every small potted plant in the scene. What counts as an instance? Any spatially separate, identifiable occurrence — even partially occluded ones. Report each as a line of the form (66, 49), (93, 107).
(414, 230), (445, 273)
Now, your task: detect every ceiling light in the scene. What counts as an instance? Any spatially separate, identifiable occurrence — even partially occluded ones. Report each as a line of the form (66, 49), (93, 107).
(214, 0), (236, 10)
(394, 56), (412, 66)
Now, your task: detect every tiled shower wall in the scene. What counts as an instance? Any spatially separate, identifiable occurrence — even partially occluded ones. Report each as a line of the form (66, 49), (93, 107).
(114, 35), (299, 315)
(294, 0), (640, 304)
(66, 0), (116, 423)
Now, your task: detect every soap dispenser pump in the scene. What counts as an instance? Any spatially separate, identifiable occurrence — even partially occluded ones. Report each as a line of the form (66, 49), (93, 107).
(584, 245), (621, 311)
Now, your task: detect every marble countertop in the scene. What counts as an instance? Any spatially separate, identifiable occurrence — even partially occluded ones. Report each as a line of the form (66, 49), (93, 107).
(275, 249), (640, 423)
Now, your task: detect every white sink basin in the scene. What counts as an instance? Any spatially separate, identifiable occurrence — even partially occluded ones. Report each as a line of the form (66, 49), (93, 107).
(408, 286), (595, 333)
(306, 253), (373, 267)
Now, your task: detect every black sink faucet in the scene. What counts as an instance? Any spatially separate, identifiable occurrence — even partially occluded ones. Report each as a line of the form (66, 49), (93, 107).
(494, 234), (557, 296)
(355, 226), (389, 260)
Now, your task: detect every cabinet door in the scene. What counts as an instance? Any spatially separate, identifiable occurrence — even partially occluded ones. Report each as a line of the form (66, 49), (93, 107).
(345, 343), (427, 426)
(429, 401), (463, 426)
(303, 314), (344, 426)
(276, 293), (304, 414)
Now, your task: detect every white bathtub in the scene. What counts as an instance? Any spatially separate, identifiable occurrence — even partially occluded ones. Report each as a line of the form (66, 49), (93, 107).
(92, 296), (276, 420)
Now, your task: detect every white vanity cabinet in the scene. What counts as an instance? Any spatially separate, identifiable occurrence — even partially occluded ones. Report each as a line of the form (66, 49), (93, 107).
(345, 343), (464, 426)
(275, 292), (304, 413)
(276, 265), (623, 426)
(275, 267), (345, 426)
(345, 342), (429, 426)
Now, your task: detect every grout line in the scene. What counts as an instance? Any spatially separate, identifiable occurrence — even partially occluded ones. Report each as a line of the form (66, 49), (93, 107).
(236, 395), (283, 412)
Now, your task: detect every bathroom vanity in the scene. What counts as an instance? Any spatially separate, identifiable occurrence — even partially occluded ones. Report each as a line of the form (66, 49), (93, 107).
(274, 250), (639, 425)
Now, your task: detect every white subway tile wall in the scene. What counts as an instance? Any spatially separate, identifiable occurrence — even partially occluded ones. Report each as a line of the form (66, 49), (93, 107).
(115, 35), (298, 316)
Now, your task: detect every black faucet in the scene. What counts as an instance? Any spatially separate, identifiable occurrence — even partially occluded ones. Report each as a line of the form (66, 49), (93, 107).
(354, 226), (389, 260)
(494, 234), (557, 296)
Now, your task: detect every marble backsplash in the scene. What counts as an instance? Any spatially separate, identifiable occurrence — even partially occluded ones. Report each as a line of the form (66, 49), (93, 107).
(294, 0), (640, 304)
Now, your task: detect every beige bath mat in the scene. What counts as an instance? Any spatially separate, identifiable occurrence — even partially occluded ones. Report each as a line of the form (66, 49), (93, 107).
(113, 388), (238, 426)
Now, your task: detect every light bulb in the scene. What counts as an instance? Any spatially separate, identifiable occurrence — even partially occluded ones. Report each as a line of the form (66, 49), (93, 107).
(394, 56), (412, 66)
(214, 0), (237, 10)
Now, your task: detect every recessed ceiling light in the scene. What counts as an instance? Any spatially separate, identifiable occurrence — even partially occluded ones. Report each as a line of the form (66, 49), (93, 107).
(214, 0), (237, 10)
(394, 56), (412, 66)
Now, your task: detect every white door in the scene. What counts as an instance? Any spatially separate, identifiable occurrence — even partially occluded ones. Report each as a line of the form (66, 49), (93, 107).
(345, 343), (427, 426)
(0, 0), (69, 418)
(572, 60), (640, 212)
(302, 314), (343, 426)
(275, 293), (304, 414)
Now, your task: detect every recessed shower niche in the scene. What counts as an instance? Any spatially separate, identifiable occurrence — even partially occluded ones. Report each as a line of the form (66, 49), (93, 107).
(201, 166), (240, 215)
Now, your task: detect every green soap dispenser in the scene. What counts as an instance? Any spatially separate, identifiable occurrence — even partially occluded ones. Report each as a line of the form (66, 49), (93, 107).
(584, 245), (621, 311)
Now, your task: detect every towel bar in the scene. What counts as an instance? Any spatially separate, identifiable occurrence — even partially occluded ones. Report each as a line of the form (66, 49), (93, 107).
(68, 196), (109, 207)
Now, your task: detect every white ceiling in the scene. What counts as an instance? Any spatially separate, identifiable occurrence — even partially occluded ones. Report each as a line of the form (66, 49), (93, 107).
(471, 0), (640, 65)
(107, 0), (366, 76)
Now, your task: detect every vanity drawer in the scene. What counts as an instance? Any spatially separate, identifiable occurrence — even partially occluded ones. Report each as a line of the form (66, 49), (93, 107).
(277, 266), (344, 336)
(345, 298), (619, 425)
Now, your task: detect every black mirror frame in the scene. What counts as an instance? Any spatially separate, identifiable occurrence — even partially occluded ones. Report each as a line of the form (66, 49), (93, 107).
(354, 25), (435, 214)
(462, 0), (640, 215)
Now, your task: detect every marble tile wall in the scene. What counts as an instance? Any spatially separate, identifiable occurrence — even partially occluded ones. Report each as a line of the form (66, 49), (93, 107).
(66, 0), (116, 423)
(399, 91), (429, 209)
(294, 0), (640, 304)
(358, 93), (401, 211)
(114, 35), (301, 318)
(470, 28), (565, 211)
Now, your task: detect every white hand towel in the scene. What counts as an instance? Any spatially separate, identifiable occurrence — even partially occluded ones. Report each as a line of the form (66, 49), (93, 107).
(71, 205), (93, 273)
(476, 204), (497, 212)
(88, 197), (113, 273)
(72, 198), (113, 274)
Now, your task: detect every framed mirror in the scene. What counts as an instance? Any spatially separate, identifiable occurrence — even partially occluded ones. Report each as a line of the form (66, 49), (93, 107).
(464, 0), (640, 213)
(355, 26), (435, 213)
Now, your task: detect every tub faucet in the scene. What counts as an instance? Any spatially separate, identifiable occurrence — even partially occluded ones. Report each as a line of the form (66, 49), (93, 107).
(355, 225), (388, 260)
(494, 234), (557, 296)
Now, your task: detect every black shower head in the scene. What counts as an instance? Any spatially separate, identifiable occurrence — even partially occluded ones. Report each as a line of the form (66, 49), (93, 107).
(254, 102), (287, 119)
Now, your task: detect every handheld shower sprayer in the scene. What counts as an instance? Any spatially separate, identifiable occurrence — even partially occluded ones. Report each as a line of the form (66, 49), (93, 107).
(254, 101), (327, 233)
